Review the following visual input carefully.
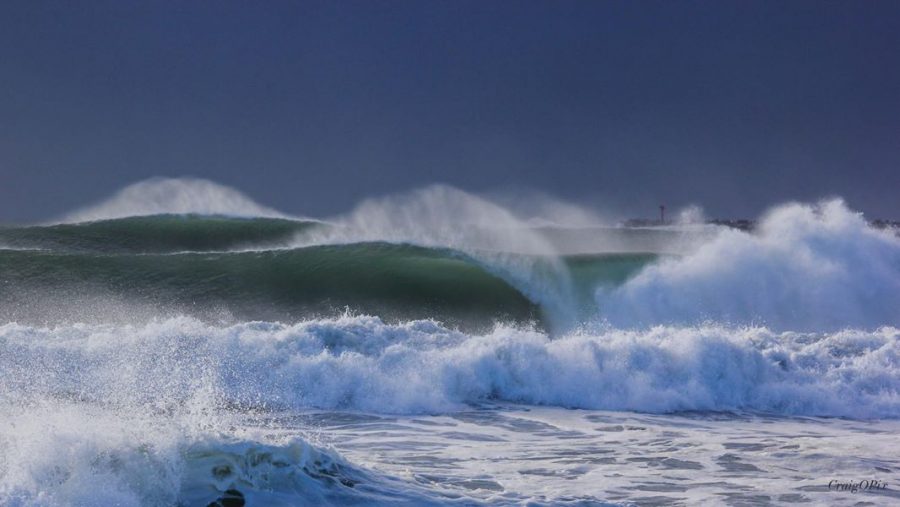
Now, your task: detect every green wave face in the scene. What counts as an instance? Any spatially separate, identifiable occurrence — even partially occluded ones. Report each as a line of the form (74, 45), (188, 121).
(567, 252), (660, 299)
(0, 215), (319, 253)
(0, 216), (660, 329)
(0, 244), (544, 329)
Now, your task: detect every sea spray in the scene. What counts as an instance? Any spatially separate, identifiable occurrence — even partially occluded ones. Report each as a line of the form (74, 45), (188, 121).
(291, 185), (580, 331)
(58, 178), (292, 224)
(0, 318), (430, 506)
(2, 317), (897, 418)
(3, 181), (900, 505)
(598, 199), (900, 331)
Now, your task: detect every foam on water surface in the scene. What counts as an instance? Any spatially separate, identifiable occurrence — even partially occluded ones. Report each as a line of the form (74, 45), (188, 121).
(0, 317), (899, 505)
(2, 183), (899, 505)
(1, 317), (898, 418)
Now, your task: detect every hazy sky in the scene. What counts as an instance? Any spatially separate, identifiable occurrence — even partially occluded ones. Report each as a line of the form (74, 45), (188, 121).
(1, 0), (898, 222)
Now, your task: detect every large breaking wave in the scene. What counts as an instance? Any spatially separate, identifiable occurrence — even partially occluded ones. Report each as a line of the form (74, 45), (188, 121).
(598, 199), (900, 331)
(2, 178), (900, 505)
(2, 316), (896, 418)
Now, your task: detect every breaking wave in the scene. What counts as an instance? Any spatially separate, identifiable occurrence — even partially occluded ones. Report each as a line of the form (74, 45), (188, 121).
(598, 199), (900, 331)
(2, 180), (900, 505)
(1, 316), (897, 419)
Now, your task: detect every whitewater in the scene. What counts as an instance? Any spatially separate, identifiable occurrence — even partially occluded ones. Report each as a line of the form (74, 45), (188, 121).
(1, 178), (898, 506)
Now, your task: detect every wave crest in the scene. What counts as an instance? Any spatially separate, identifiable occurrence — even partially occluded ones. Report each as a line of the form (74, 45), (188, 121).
(59, 178), (289, 223)
(598, 199), (900, 331)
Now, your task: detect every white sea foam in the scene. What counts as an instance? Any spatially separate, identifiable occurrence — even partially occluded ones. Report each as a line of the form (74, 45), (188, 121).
(1, 316), (896, 419)
(1, 313), (898, 504)
(598, 199), (900, 331)
(12, 184), (900, 505)
(0, 317), (427, 506)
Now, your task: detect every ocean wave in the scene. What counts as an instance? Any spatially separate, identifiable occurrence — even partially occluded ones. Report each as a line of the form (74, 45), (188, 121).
(1, 316), (897, 419)
(0, 243), (545, 328)
(5, 196), (899, 333)
(0, 402), (428, 507)
(2, 313), (898, 505)
(598, 199), (900, 331)
(4, 181), (899, 505)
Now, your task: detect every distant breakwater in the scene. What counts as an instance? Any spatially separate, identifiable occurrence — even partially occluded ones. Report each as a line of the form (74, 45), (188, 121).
(623, 218), (899, 232)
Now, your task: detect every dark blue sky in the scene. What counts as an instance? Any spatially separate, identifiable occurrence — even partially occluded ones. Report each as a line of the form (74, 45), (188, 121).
(1, 0), (898, 222)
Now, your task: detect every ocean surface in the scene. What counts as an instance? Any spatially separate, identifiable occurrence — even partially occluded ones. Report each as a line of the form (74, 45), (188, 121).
(1, 180), (899, 506)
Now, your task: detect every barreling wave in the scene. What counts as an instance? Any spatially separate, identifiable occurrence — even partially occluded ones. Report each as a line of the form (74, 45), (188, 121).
(5, 194), (900, 333)
(0, 243), (541, 328)
(3, 180), (900, 505)
(0, 244), (655, 330)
